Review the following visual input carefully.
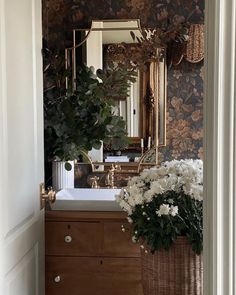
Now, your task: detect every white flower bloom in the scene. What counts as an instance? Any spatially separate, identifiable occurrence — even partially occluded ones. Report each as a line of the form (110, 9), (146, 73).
(128, 185), (141, 196)
(132, 236), (137, 243)
(156, 204), (170, 216)
(127, 217), (133, 224)
(116, 159), (203, 213)
(150, 180), (166, 195)
(144, 190), (155, 202)
(127, 196), (136, 207)
(134, 193), (144, 205)
(128, 176), (139, 186)
(170, 205), (179, 216)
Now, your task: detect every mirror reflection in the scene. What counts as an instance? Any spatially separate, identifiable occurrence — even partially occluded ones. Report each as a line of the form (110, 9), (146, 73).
(79, 20), (143, 138)
(65, 19), (167, 169)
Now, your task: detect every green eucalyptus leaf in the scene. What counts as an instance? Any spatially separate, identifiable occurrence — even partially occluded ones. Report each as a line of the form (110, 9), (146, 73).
(44, 62), (132, 161)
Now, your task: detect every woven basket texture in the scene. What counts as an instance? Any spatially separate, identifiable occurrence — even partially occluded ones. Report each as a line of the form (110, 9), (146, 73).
(141, 236), (203, 295)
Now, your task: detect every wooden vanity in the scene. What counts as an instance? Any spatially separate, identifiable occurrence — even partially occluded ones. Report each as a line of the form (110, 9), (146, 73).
(45, 210), (143, 295)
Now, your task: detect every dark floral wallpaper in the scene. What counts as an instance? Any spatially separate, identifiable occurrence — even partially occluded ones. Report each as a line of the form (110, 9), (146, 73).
(159, 60), (203, 161)
(42, 0), (204, 161)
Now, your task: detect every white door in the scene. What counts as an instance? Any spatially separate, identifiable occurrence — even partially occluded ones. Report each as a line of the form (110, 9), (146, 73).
(0, 0), (45, 294)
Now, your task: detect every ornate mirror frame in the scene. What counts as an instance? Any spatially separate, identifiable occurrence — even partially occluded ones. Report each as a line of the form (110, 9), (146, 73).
(65, 19), (167, 169)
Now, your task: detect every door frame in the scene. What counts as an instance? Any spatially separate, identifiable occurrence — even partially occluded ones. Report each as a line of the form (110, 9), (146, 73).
(204, 0), (236, 294)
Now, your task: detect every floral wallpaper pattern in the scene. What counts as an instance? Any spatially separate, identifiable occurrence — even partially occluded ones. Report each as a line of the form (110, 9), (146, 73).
(160, 60), (203, 160)
(42, 0), (204, 161)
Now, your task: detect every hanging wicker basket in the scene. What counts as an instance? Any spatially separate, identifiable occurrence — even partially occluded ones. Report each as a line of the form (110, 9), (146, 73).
(141, 236), (203, 295)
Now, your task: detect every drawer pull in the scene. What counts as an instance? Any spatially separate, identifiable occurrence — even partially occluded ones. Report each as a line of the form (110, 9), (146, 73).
(64, 235), (72, 243)
(54, 275), (61, 283)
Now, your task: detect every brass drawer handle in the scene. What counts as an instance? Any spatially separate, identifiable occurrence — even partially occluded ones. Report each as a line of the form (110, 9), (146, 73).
(54, 275), (61, 283)
(64, 235), (72, 243)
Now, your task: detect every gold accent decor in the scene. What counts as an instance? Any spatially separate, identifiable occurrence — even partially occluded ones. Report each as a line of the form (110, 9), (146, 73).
(138, 147), (159, 172)
(185, 24), (204, 63)
(105, 164), (122, 188)
(66, 19), (142, 51)
(40, 183), (56, 210)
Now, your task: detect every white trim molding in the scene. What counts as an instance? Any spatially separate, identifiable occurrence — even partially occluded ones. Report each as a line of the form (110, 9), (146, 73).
(204, 0), (236, 294)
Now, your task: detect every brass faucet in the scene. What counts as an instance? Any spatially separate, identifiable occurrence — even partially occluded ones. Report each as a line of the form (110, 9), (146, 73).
(105, 164), (121, 188)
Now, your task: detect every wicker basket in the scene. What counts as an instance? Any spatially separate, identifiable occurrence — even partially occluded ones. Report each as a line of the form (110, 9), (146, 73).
(141, 236), (203, 295)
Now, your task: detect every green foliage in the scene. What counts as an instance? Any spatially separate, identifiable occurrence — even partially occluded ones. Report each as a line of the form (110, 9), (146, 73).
(44, 61), (136, 163)
(43, 47), (68, 102)
(131, 191), (203, 255)
(96, 62), (137, 100)
(129, 23), (190, 68)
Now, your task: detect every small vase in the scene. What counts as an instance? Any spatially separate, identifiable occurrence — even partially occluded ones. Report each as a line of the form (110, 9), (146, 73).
(141, 237), (203, 295)
(52, 161), (74, 191)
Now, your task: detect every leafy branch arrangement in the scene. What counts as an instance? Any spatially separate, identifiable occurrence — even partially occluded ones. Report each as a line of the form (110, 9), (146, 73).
(104, 22), (190, 75)
(43, 49), (137, 168)
(129, 23), (190, 68)
(116, 159), (203, 255)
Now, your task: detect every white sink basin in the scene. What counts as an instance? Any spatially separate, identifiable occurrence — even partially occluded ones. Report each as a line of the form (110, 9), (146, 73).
(51, 188), (122, 211)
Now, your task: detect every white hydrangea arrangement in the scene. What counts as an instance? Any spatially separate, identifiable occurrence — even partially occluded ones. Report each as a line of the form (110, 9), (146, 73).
(116, 159), (203, 254)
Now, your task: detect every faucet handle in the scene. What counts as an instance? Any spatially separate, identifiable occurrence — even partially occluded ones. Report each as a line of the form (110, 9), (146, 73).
(90, 176), (100, 189)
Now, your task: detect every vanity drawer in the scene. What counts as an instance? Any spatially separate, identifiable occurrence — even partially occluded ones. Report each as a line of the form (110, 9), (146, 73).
(46, 256), (143, 295)
(103, 222), (140, 257)
(46, 221), (103, 256)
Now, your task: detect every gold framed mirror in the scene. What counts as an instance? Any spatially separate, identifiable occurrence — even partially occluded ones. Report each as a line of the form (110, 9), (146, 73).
(65, 19), (167, 171)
